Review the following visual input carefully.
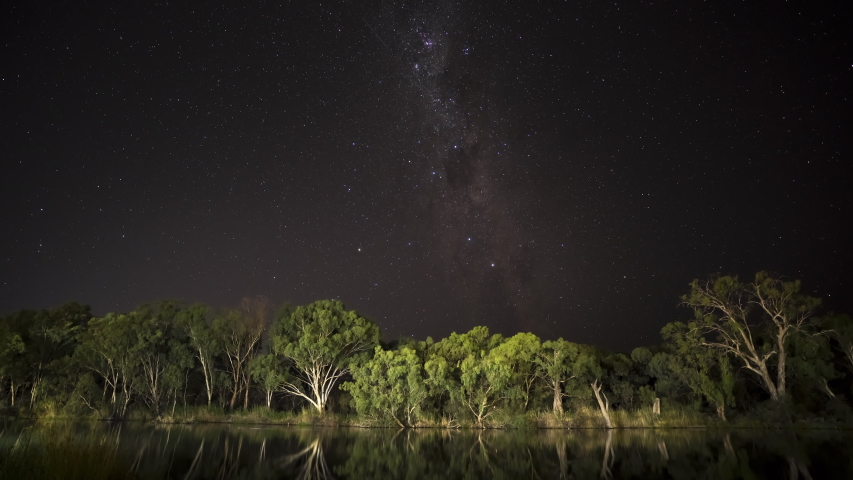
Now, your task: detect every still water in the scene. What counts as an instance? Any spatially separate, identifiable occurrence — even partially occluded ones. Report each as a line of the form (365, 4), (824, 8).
(3, 422), (853, 479)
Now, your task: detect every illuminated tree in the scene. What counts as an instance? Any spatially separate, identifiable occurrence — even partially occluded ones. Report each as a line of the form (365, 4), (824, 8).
(342, 346), (428, 426)
(273, 299), (379, 413)
(535, 338), (582, 415)
(682, 272), (821, 401)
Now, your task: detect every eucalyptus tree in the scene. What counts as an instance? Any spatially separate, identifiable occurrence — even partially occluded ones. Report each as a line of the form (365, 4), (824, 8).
(215, 296), (270, 410)
(273, 299), (379, 413)
(130, 303), (174, 416)
(249, 353), (290, 408)
(660, 321), (735, 420)
(424, 326), (506, 427)
(488, 332), (541, 410)
(76, 312), (139, 417)
(0, 316), (25, 406)
(820, 314), (853, 373)
(342, 345), (428, 426)
(23, 303), (88, 408)
(535, 338), (582, 415)
(682, 272), (821, 401)
(575, 347), (614, 428)
(177, 303), (220, 406)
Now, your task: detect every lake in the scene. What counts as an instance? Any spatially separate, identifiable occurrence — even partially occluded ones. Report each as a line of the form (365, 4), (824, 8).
(2, 421), (852, 479)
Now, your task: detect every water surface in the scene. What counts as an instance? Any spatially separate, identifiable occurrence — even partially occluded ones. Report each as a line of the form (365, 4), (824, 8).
(3, 422), (852, 479)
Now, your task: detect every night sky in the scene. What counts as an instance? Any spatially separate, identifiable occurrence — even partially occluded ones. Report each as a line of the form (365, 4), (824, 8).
(2, 1), (851, 351)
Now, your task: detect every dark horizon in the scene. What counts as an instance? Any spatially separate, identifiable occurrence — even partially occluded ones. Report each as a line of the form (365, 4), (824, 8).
(2, 0), (851, 351)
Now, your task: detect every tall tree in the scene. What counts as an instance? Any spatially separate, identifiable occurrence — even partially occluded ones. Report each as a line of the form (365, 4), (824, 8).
(273, 299), (379, 413)
(489, 332), (541, 410)
(214, 296), (269, 410)
(131, 300), (191, 416)
(0, 317), (25, 406)
(576, 347), (614, 428)
(177, 304), (220, 406)
(682, 272), (821, 401)
(660, 321), (735, 420)
(76, 312), (139, 417)
(819, 314), (853, 373)
(24, 303), (88, 407)
(424, 327), (506, 427)
(342, 346), (428, 427)
(249, 353), (289, 408)
(535, 339), (582, 415)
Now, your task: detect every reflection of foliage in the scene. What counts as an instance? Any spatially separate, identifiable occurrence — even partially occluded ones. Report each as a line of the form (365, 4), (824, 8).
(3, 424), (852, 480)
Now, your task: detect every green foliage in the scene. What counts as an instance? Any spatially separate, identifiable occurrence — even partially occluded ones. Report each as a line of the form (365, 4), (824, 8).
(342, 346), (427, 426)
(659, 321), (735, 420)
(535, 338), (582, 414)
(0, 271), (850, 426)
(273, 299), (380, 412)
(177, 304), (220, 406)
(249, 353), (290, 408)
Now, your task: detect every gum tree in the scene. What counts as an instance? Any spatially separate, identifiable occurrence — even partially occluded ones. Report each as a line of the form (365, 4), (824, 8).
(342, 346), (428, 426)
(273, 300), (379, 413)
(683, 272), (821, 401)
(177, 304), (220, 406)
(215, 296), (269, 410)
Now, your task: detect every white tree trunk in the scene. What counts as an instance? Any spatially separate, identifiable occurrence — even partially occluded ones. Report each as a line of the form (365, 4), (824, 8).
(591, 379), (613, 429)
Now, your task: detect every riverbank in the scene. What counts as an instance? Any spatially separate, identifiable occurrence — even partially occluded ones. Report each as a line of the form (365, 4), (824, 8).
(4, 405), (850, 430)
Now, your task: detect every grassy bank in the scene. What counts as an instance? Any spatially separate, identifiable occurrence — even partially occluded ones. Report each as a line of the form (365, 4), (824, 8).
(5, 403), (849, 430)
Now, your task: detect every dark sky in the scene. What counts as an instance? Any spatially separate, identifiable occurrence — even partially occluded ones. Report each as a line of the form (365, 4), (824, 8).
(2, 0), (851, 351)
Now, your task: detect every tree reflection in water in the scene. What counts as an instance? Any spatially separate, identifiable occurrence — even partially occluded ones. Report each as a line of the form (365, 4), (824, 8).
(1, 423), (851, 479)
(276, 437), (334, 480)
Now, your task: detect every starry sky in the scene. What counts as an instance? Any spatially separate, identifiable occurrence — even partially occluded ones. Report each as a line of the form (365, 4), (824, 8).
(2, 0), (851, 351)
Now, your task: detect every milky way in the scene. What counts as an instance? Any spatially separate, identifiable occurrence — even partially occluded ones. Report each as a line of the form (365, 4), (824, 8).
(373, 3), (543, 330)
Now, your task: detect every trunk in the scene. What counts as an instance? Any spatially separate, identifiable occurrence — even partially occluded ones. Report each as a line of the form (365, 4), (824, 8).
(199, 354), (213, 406)
(552, 381), (564, 415)
(312, 376), (326, 412)
(266, 390), (272, 408)
(776, 332), (787, 397)
(243, 377), (250, 410)
(392, 414), (405, 429)
(229, 366), (240, 410)
(30, 370), (42, 408)
(10, 378), (16, 407)
(757, 363), (779, 401)
(822, 378), (835, 398)
(716, 404), (727, 422)
(652, 397), (661, 416)
(591, 379), (613, 429)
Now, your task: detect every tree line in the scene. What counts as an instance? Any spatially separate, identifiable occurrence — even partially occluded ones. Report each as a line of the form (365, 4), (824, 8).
(1, 272), (852, 426)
